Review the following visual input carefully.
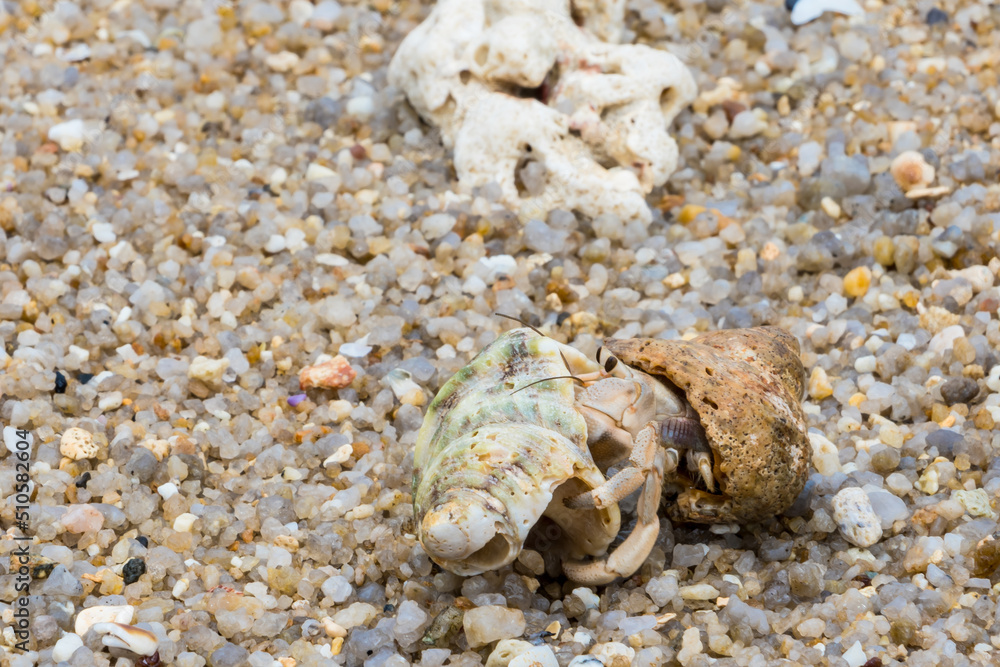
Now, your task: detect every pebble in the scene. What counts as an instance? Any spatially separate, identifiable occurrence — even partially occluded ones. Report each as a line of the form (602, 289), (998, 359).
(809, 431), (841, 475)
(854, 356), (877, 374)
(728, 109), (768, 138)
(679, 584), (720, 600)
(808, 367), (833, 400)
(332, 602), (379, 629)
(831, 487), (883, 548)
(463, 606), (526, 648)
(928, 325), (965, 356)
(588, 643), (634, 666)
(795, 618), (825, 638)
(867, 490), (909, 527)
(210, 643), (250, 667)
(940, 377), (978, 405)
(265, 51), (300, 72)
(843, 266), (871, 297)
(60, 427), (99, 460)
(48, 119), (87, 151)
(173, 513), (199, 532)
(187, 356), (230, 383)
(954, 489), (998, 519)
(61, 504), (105, 534)
(676, 627), (703, 666)
(572, 587), (601, 609)
(52, 633), (85, 662)
(842, 640), (867, 667)
(486, 640), (558, 667)
(299, 356), (356, 390)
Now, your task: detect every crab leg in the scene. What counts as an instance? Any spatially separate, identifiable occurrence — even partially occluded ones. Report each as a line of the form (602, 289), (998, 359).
(687, 451), (715, 491)
(565, 421), (675, 509)
(563, 446), (666, 584)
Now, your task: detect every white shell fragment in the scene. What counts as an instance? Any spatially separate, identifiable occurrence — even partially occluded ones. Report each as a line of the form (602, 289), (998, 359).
(890, 150), (935, 192)
(789, 0), (864, 26)
(91, 622), (159, 656)
(388, 0), (696, 225)
(3, 426), (33, 455)
(832, 487), (883, 548)
(60, 427), (99, 460)
(74, 605), (135, 635)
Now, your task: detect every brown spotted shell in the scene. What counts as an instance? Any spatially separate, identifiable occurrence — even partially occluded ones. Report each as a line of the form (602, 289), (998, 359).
(604, 327), (808, 523)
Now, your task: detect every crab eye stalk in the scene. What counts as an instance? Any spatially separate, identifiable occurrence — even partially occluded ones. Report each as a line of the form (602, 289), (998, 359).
(596, 347), (628, 378)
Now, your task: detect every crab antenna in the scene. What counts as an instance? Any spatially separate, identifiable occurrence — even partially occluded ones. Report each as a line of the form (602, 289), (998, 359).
(511, 375), (585, 394)
(494, 312), (546, 337)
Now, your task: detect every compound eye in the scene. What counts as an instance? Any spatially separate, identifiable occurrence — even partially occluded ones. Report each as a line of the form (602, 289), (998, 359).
(596, 347), (627, 378)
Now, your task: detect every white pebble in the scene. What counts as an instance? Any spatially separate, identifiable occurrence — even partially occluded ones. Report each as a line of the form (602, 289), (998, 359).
(91, 222), (116, 243)
(264, 234), (287, 253)
(188, 356), (229, 383)
(854, 355), (877, 374)
(98, 392), (123, 412)
(729, 109), (767, 139)
(808, 431), (841, 475)
(832, 487), (883, 548)
(173, 513), (199, 532)
(987, 365), (1000, 392)
(677, 627), (703, 666)
(48, 119), (87, 151)
(589, 643), (634, 666)
(306, 163), (339, 183)
(679, 584), (720, 600)
(52, 633), (84, 662)
(347, 96), (374, 119)
(266, 51), (300, 72)
(841, 640), (867, 667)
(572, 587), (600, 609)
(929, 325), (965, 356)
(157, 482), (179, 501)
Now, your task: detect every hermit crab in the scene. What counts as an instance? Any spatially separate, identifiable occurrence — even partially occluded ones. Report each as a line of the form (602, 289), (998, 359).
(412, 325), (809, 584)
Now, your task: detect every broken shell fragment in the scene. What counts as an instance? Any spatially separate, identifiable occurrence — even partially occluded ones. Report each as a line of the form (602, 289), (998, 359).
(299, 355), (356, 390)
(91, 622), (159, 656)
(75, 605), (135, 635)
(60, 427), (99, 460)
(890, 150), (935, 192)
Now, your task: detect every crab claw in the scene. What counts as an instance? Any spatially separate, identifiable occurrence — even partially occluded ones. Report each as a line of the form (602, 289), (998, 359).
(687, 451), (715, 491)
(420, 490), (514, 573)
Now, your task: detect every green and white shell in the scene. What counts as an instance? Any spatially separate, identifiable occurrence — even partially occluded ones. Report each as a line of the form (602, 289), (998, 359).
(413, 327), (620, 576)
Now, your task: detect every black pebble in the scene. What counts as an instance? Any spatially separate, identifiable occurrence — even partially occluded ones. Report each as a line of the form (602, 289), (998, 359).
(926, 8), (948, 24)
(136, 536), (149, 548)
(383, 603), (395, 613)
(940, 377), (979, 406)
(54, 371), (67, 394)
(123, 558), (147, 585)
(75, 472), (91, 488)
(785, 0), (799, 10)
(77, 372), (94, 385)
